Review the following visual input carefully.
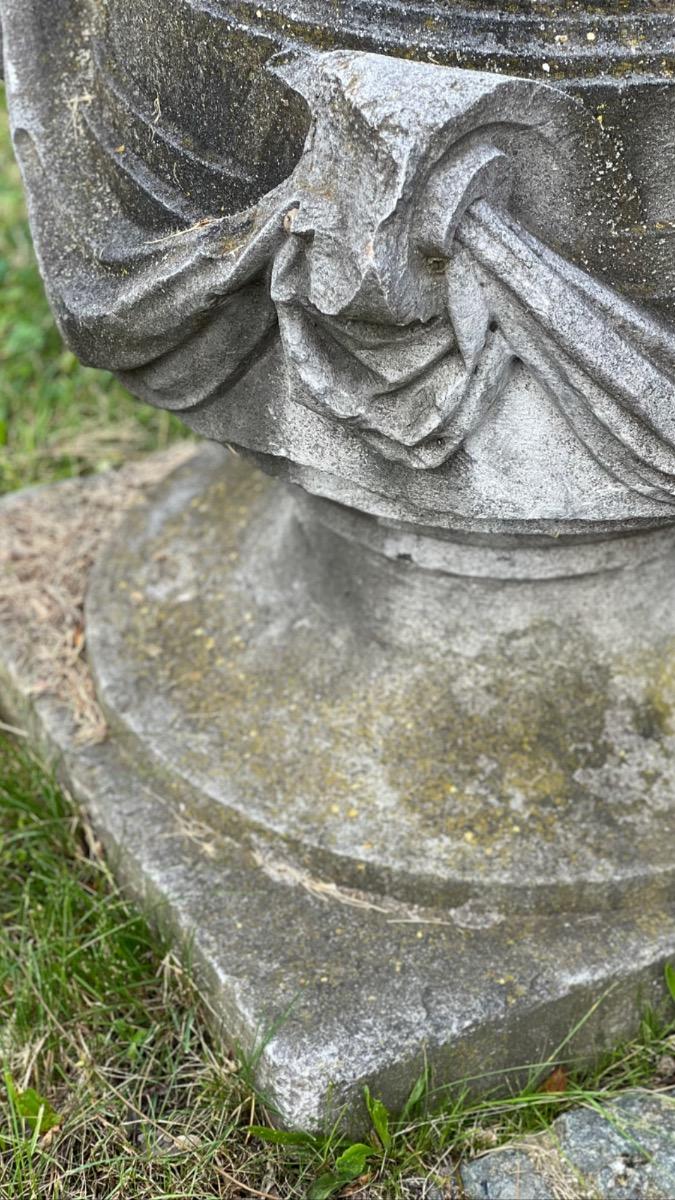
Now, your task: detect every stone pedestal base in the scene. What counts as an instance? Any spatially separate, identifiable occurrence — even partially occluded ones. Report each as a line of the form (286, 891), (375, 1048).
(1, 447), (674, 1130)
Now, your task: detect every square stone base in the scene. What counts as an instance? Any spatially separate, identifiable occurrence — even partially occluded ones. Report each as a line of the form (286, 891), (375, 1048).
(1, 458), (673, 1131)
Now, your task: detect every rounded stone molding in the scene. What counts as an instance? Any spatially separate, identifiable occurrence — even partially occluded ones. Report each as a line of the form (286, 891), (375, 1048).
(87, 449), (675, 915)
(3, 0), (675, 1129)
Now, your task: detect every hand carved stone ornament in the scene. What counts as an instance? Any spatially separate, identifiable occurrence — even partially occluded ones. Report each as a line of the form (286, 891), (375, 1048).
(4, 21), (675, 537)
(3, 0), (675, 1128)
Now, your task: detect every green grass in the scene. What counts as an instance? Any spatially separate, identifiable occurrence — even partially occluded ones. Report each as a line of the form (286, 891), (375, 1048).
(1, 84), (675, 1200)
(0, 737), (301, 1199)
(0, 739), (674, 1199)
(0, 90), (187, 495)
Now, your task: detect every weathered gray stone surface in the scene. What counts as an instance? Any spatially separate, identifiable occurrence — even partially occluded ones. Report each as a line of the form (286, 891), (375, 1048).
(86, 448), (675, 916)
(462, 1150), (555, 1200)
(2, 3), (675, 542)
(1, 455), (674, 1132)
(2, 0), (675, 1142)
(461, 1089), (675, 1200)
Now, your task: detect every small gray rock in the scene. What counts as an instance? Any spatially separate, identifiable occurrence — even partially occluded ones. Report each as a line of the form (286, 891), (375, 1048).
(555, 1089), (675, 1200)
(461, 1090), (675, 1200)
(461, 1149), (555, 1199)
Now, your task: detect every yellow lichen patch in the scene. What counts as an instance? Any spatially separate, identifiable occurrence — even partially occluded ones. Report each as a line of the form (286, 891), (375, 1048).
(97, 453), (675, 910)
(642, 643), (675, 737)
(380, 623), (612, 853)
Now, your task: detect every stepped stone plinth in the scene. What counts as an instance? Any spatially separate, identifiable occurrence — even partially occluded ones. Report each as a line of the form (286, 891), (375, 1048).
(1, 0), (675, 1127)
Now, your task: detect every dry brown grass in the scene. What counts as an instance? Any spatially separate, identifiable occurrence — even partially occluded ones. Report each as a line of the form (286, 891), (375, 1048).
(0, 444), (196, 743)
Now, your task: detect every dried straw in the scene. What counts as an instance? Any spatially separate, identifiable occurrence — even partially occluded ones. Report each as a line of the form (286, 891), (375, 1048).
(0, 443), (197, 744)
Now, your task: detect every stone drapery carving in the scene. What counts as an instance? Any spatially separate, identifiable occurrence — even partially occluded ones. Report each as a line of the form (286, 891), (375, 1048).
(4, 20), (675, 533)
